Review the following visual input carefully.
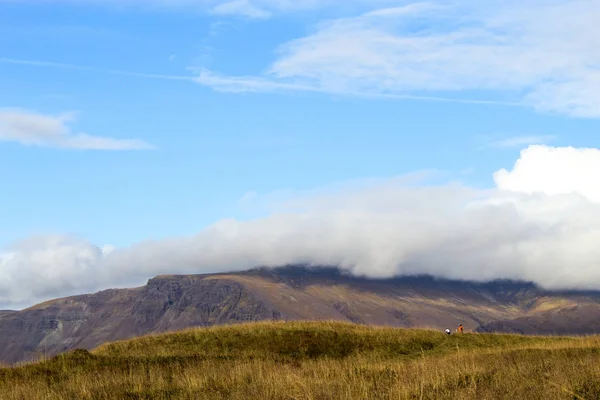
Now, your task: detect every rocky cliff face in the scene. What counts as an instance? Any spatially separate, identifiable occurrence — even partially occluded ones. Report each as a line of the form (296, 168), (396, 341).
(1, 266), (600, 365)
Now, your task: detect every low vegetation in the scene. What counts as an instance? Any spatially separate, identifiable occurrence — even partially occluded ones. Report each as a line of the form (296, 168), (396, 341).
(2, 321), (600, 399)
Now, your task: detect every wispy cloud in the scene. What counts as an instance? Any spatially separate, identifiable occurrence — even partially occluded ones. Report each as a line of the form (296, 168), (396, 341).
(487, 135), (557, 149)
(0, 57), (519, 107)
(363, 2), (441, 17)
(191, 0), (600, 118)
(208, 20), (234, 37)
(193, 69), (523, 106)
(0, 57), (191, 81)
(7, 1), (600, 114)
(211, 0), (271, 18)
(0, 108), (153, 150)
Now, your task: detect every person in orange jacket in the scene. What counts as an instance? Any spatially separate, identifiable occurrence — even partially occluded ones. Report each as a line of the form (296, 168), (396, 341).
(458, 324), (464, 333)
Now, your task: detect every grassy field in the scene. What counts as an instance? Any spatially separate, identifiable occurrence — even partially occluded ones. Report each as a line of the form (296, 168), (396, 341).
(1, 321), (600, 399)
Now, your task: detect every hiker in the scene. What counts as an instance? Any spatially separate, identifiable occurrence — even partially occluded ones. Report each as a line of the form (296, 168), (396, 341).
(458, 324), (464, 333)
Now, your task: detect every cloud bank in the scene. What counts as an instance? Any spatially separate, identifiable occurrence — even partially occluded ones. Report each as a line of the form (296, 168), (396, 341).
(2, 144), (600, 309)
(0, 108), (153, 150)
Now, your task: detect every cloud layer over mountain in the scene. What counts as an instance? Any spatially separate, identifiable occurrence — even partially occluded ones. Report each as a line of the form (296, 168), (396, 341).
(2, 144), (600, 309)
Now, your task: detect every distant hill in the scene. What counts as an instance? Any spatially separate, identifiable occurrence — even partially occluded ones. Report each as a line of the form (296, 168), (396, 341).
(2, 265), (600, 364)
(476, 303), (600, 335)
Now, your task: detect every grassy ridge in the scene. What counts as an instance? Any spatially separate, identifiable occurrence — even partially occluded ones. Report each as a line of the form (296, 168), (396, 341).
(1, 321), (600, 399)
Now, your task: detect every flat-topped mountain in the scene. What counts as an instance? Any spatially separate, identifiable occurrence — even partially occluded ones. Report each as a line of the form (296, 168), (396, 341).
(1, 265), (599, 365)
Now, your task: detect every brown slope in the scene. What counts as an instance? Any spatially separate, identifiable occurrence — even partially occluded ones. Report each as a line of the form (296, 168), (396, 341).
(2, 265), (600, 365)
(477, 301), (600, 335)
(0, 276), (276, 365)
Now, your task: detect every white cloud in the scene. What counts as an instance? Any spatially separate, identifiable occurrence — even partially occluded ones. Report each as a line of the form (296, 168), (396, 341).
(194, 68), (316, 93)
(101, 245), (116, 256)
(0, 237), (104, 309)
(0, 108), (153, 150)
(193, 0), (600, 117)
(3, 144), (600, 309)
(487, 135), (556, 149)
(494, 145), (600, 202)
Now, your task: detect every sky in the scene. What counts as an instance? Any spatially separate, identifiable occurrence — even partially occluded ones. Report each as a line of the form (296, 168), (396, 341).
(2, 0), (600, 309)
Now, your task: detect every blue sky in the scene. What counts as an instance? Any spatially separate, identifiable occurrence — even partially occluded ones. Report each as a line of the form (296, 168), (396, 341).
(2, 0), (600, 308)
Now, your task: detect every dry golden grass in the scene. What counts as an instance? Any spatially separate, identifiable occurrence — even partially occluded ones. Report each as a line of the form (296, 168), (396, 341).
(1, 321), (600, 399)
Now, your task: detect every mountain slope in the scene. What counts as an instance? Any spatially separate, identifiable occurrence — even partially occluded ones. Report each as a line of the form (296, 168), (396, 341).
(0, 276), (276, 364)
(1, 266), (599, 365)
(477, 302), (600, 334)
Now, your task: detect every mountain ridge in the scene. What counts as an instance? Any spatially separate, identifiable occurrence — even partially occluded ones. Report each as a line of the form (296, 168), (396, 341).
(1, 265), (599, 365)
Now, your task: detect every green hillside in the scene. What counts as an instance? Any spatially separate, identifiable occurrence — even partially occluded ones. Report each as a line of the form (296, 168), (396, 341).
(1, 321), (599, 399)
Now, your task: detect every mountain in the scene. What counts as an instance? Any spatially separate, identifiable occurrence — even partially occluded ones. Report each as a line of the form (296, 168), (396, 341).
(476, 302), (600, 335)
(1, 265), (600, 365)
